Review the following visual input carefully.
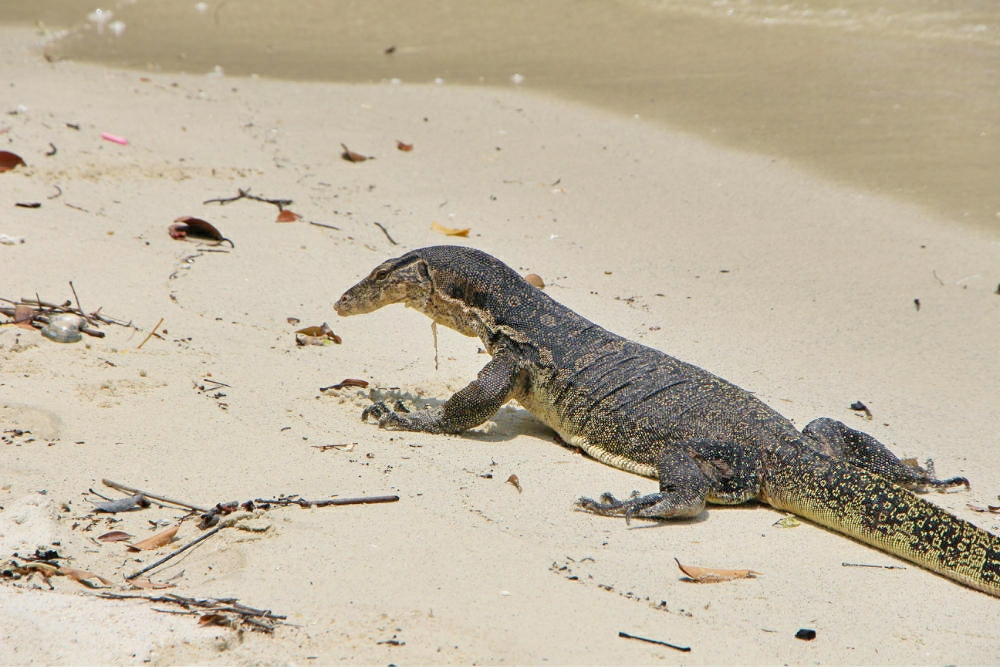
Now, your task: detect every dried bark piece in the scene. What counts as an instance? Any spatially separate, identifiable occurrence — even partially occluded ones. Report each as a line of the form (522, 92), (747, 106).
(675, 558), (760, 583)
(276, 209), (301, 222)
(93, 493), (150, 513)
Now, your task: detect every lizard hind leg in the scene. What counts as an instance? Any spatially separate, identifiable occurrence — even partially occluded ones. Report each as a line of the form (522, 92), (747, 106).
(802, 417), (969, 491)
(577, 439), (762, 523)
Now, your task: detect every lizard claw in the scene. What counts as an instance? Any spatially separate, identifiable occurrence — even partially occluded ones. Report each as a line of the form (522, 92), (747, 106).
(361, 401), (414, 430)
(361, 401), (391, 423)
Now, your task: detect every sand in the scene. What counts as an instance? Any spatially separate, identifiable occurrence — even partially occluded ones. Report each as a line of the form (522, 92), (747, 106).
(1, 22), (999, 665)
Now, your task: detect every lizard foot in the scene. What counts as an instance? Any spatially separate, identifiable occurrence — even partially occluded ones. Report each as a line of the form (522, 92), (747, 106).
(360, 400), (412, 430)
(908, 458), (970, 492)
(577, 490), (702, 525)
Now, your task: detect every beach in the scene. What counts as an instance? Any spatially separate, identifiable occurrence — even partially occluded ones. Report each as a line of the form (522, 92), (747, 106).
(2, 7), (1000, 664)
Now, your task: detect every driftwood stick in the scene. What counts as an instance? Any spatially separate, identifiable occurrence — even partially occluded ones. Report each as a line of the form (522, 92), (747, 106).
(102, 479), (209, 513)
(254, 494), (399, 508)
(125, 526), (222, 580)
(137, 317), (164, 349)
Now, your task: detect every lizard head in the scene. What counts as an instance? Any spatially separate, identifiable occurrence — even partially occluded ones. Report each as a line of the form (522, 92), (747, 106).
(336, 246), (527, 341)
(335, 252), (435, 316)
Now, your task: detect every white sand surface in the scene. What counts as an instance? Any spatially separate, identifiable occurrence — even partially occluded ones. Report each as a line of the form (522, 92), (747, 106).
(2, 25), (999, 665)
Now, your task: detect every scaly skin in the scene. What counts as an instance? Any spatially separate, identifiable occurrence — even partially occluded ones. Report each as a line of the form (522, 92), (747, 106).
(336, 245), (1000, 597)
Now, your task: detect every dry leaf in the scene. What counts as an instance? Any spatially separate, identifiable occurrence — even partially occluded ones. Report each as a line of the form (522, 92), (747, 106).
(0, 151), (26, 172)
(396, 140), (413, 152)
(127, 523), (179, 551)
(295, 323), (342, 344)
(171, 216), (234, 247)
(13, 303), (37, 329)
(59, 566), (113, 588)
(321, 378), (369, 391)
(340, 143), (370, 162)
(129, 577), (176, 590)
(675, 558), (760, 583)
(773, 516), (801, 528)
(276, 209), (301, 222)
(430, 221), (470, 237)
(97, 530), (133, 542)
(506, 474), (522, 493)
(524, 273), (545, 289)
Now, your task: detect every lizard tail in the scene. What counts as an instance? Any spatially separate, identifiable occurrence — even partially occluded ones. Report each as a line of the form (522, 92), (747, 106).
(766, 454), (1000, 597)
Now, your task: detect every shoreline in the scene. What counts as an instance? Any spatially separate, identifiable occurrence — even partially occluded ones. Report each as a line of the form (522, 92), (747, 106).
(2, 0), (998, 234)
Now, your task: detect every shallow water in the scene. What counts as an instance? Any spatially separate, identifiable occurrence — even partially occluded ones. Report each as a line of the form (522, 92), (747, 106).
(5, 0), (998, 232)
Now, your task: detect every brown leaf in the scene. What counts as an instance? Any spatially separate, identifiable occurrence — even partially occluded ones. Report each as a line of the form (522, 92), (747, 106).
(171, 216), (234, 246)
(321, 378), (369, 391)
(58, 566), (113, 588)
(341, 143), (371, 163)
(276, 209), (301, 223)
(396, 140), (413, 152)
(430, 221), (470, 237)
(129, 577), (176, 590)
(127, 523), (179, 551)
(0, 151), (26, 172)
(524, 273), (545, 289)
(675, 558), (760, 583)
(97, 530), (133, 542)
(13, 303), (37, 329)
(506, 474), (522, 493)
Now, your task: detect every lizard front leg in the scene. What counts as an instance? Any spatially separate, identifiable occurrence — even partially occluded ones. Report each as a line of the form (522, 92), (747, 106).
(578, 439), (762, 523)
(362, 351), (523, 434)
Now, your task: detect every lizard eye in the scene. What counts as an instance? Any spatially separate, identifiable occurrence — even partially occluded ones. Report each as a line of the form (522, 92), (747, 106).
(372, 267), (390, 282)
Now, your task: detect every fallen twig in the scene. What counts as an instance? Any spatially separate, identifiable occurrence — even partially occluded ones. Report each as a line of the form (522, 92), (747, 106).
(203, 187), (292, 211)
(253, 494), (399, 508)
(102, 478), (209, 513)
(99, 592), (287, 632)
(841, 561), (906, 570)
(309, 220), (340, 231)
(373, 221), (398, 245)
(125, 526), (222, 580)
(618, 631), (690, 652)
(137, 317), (164, 349)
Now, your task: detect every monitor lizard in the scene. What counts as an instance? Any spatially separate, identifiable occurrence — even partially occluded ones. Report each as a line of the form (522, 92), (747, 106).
(335, 245), (1000, 597)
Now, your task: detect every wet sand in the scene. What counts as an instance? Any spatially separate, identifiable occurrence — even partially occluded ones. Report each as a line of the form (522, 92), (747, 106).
(4, 0), (998, 232)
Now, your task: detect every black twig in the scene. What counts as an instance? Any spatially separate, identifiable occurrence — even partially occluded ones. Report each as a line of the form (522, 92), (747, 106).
(618, 631), (690, 652)
(126, 526), (222, 580)
(203, 188), (292, 210)
(373, 221), (398, 245)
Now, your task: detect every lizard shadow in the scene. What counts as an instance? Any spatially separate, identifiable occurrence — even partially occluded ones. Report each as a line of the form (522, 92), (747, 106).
(366, 388), (555, 444)
(368, 390), (768, 527)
